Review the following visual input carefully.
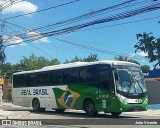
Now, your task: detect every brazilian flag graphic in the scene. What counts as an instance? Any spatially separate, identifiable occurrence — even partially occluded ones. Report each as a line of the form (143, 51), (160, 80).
(53, 86), (80, 109)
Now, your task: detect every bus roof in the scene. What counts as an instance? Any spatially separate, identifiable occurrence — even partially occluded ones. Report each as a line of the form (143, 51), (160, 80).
(13, 60), (139, 75)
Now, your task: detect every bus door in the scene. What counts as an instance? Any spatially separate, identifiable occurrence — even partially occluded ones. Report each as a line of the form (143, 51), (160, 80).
(98, 67), (112, 111)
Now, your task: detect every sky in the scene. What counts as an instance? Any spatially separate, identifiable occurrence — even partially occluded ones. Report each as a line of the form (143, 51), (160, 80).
(0, 0), (160, 69)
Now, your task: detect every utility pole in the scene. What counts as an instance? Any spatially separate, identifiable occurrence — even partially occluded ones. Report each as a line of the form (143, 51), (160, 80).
(0, 36), (6, 70)
(0, 35), (5, 110)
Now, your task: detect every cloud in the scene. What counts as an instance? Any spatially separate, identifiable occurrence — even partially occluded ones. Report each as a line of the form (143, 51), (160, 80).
(1, 1), (38, 14)
(128, 53), (135, 58)
(26, 30), (49, 43)
(3, 35), (25, 47)
(136, 51), (148, 57)
(2, 30), (49, 48)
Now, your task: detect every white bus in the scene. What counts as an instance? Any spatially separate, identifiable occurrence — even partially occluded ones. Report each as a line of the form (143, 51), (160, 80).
(12, 60), (148, 116)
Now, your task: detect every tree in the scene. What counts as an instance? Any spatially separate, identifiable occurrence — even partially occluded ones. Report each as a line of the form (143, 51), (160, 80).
(83, 54), (99, 62)
(64, 54), (99, 63)
(114, 56), (140, 65)
(64, 56), (82, 64)
(0, 36), (5, 70)
(17, 53), (60, 71)
(114, 56), (128, 61)
(141, 65), (150, 70)
(134, 32), (160, 68)
(1, 62), (13, 74)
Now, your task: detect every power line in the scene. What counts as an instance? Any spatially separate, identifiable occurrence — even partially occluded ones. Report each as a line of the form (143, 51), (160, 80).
(4, 0), (81, 20)
(2, 1), (160, 61)
(3, 26), (147, 62)
(52, 37), (146, 61)
(0, 0), (23, 11)
(0, 19), (26, 29)
(3, 2), (160, 47)
(75, 15), (160, 32)
(3, 11), (160, 43)
(41, 2), (160, 37)
(29, 43), (53, 59)
(2, 24), (53, 59)
(1, 0), (148, 35)
(0, 0), (81, 30)
(32, 0), (137, 31)
(26, 0), (149, 33)
(4, 0), (160, 42)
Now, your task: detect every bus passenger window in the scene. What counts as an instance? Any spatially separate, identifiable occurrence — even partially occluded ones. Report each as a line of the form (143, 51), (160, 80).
(99, 69), (110, 90)
(79, 66), (97, 86)
(63, 69), (71, 84)
(70, 68), (79, 84)
(37, 73), (48, 86)
(56, 71), (63, 85)
(48, 71), (57, 85)
(13, 75), (26, 87)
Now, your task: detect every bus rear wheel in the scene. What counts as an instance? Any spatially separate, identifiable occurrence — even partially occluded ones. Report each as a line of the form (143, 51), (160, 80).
(111, 112), (122, 117)
(84, 100), (98, 116)
(32, 98), (41, 112)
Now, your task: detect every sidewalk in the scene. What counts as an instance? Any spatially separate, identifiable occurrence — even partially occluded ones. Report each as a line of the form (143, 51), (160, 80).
(0, 110), (13, 119)
(0, 102), (30, 119)
(124, 109), (160, 117)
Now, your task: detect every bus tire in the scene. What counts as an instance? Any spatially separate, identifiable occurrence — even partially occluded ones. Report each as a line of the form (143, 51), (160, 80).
(32, 98), (41, 112)
(84, 100), (98, 116)
(55, 109), (65, 113)
(111, 112), (122, 117)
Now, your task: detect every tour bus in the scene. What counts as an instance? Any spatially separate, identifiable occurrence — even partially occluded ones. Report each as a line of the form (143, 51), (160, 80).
(12, 60), (148, 116)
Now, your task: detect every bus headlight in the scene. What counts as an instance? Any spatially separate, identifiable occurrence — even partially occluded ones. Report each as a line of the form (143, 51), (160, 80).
(120, 98), (128, 104)
(117, 94), (128, 104)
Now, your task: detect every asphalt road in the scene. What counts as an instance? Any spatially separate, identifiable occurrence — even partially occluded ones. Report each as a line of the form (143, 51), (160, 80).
(2, 103), (159, 119)
(1, 103), (160, 128)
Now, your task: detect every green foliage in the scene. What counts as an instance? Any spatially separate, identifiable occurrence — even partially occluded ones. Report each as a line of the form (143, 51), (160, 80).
(18, 54), (60, 71)
(134, 32), (160, 68)
(64, 54), (99, 63)
(114, 56), (128, 61)
(1, 62), (13, 74)
(2, 53), (99, 74)
(64, 56), (82, 64)
(114, 56), (140, 65)
(2, 54), (60, 74)
(83, 54), (99, 62)
(141, 65), (150, 70)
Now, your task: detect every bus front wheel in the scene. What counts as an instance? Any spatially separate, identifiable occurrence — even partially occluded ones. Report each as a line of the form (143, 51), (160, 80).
(111, 112), (122, 117)
(84, 100), (98, 116)
(32, 98), (41, 112)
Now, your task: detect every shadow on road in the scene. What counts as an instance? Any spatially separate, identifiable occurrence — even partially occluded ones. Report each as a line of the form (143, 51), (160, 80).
(3, 105), (140, 119)
(29, 110), (139, 119)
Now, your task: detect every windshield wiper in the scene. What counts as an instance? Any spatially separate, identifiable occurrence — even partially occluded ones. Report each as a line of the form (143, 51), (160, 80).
(127, 74), (135, 94)
(127, 74), (144, 94)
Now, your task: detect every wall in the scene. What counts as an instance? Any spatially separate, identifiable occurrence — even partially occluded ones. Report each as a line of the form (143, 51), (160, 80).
(145, 80), (160, 104)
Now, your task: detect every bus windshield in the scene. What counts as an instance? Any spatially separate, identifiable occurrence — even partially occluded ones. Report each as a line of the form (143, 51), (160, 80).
(114, 65), (147, 95)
